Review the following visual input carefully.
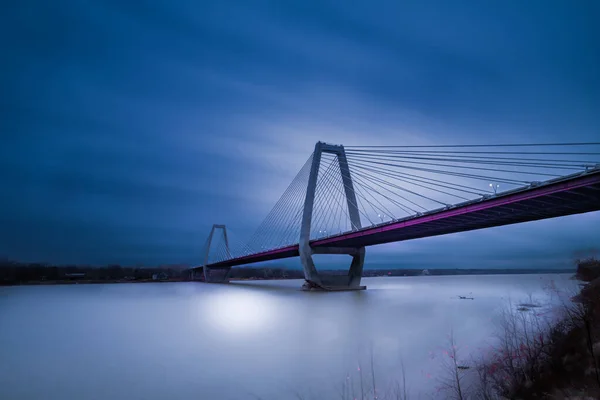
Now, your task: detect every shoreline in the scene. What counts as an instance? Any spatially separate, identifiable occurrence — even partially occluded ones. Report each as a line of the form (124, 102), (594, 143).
(1, 269), (575, 287)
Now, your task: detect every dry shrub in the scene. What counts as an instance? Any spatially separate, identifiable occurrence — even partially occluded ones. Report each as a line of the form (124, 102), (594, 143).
(464, 276), (600, 399)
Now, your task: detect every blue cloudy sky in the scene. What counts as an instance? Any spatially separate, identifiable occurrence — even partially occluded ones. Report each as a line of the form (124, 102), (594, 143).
(2, 0), (599, 267)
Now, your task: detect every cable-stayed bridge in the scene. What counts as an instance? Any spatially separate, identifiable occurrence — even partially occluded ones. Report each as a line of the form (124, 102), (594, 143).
(192, 142), (600, 290)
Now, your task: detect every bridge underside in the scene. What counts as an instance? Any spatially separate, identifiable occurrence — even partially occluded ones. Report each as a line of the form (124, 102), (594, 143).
(319, 175), (600, 249)
(197, 170), (600, 271)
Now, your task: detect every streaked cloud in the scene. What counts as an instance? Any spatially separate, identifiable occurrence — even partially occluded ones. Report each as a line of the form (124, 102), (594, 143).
(1, 0), (598, 265)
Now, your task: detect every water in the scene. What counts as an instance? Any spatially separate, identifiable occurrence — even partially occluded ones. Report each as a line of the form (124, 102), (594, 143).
(0, 274), (577, 399)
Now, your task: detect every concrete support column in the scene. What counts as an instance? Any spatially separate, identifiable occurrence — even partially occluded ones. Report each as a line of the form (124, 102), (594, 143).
(202, 224), (232, 283)
(299, 142), (366, 291)
(299, 143), (323, 286)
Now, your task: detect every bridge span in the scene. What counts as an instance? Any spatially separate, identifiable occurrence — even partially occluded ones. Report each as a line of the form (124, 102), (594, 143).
(193, 142), (600, 290)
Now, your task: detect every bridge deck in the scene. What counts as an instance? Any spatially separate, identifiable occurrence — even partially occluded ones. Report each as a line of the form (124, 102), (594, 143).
(201, 168), (600, 269)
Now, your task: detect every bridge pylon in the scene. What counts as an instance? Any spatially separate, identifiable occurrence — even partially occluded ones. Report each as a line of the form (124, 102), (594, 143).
(299, 141), (366, 291)
(198, 224), (232, 283)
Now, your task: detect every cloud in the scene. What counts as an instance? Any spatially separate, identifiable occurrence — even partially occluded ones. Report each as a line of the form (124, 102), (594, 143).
(1, 0), (598, 265)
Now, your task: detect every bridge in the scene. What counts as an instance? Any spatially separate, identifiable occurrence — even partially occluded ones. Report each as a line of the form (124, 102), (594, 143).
(192, 141), (600, 290)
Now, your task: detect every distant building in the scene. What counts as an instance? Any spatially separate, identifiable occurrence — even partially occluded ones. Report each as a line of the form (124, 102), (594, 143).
(152, 272), (169, 281)
(421, 269), (430, 276)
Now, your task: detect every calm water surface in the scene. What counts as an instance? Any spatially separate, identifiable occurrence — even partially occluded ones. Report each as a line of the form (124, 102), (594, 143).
(0, 274), (576, 399)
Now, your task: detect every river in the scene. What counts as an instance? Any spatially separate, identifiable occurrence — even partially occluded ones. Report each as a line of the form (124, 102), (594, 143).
(0, 274), (577, 399)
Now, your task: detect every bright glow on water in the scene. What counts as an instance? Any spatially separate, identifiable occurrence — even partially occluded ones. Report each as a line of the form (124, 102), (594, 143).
(203, 290), (276, 334)
(0, 274), (577, 399)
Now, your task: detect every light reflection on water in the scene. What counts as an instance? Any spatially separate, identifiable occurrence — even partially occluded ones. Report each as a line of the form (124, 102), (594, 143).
(202, 290), (277, 334)
(0, 274), (576, 399)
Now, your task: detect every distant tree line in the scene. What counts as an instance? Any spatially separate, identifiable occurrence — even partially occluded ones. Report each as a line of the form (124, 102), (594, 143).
(0, 260), (189, 285)
(0, 259), (578, 286)
(0, 260), (308, 285)
(576, 257), (600, 281)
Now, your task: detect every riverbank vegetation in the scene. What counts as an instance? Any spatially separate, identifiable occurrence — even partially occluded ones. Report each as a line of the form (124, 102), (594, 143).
(0, 258), (574, 286)
(0, 260), (304, 285)
(424, 258), (599, 399)
(0, 260), (189, 285)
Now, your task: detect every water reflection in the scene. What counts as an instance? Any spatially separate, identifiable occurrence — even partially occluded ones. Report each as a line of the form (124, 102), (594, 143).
(203, 288), (276, 334)
(0, 274), (575, 400)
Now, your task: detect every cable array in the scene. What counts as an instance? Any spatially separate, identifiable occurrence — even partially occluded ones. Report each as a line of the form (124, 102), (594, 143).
(242, 154), (314, 254)
(342, 142), (600, 226)
(308, 151), (354, 240)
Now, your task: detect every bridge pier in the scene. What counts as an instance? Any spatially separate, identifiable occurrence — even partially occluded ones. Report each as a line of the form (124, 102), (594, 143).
(299, 142), (366, 291)
(300, 245), (366, 291)
(203, 266), (231, 283)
